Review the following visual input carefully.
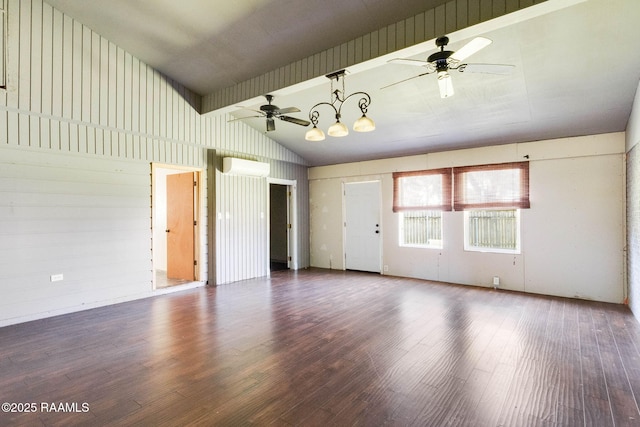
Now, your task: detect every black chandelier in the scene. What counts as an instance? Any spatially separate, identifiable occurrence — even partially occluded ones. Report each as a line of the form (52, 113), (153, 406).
(305, 70), (375, 141)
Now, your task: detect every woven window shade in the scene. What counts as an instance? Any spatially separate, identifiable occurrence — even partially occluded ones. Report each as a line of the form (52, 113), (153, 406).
(453, 162), (530, 211)
(392, 168), (452, 212)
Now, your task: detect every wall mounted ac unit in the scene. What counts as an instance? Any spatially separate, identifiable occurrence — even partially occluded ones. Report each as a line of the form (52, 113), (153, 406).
(222, 157), (270, 177)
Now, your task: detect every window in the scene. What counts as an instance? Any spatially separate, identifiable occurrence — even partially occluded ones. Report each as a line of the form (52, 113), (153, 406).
(400, 210), (443, 248)
(454, 162), (529, 253)
(393, 169), (451, 248)
(464, 209), (521, 253)
(393, 162), (530, 252)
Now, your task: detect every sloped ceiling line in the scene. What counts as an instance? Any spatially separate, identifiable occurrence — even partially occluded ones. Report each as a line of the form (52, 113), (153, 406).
(201, 0), (544, 115)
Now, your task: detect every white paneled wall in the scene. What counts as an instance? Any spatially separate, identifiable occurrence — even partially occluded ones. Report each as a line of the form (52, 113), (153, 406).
(0, 0), (310, 325)
(309, 134), (626, 304)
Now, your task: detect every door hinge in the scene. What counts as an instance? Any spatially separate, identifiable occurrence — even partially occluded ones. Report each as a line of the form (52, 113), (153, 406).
(288, 256), (292, 261)
(194, 181), (197, 187)
(194, 260), (198, 266)
(287, 223), (292, 229)
(194, 220), (197, 226)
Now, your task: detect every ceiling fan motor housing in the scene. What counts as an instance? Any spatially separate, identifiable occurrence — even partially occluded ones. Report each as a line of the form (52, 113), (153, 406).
(428, 50), (454, 72)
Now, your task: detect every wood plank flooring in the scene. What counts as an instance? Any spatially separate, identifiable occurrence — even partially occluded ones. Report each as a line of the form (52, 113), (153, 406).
(2, 268), (640, 426)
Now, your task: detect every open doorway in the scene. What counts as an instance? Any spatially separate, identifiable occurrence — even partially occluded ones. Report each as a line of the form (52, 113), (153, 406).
(152, 164), (201, 289)
(270, 184), (289, 271)
(268, 179), (297, 272)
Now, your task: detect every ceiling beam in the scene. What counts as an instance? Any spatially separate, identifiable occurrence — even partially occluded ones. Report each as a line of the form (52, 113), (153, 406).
(201, 0), (549, 115)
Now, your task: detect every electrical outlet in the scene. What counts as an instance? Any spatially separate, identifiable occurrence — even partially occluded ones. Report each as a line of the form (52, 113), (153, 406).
(493, 276), (500, 286)
(51, 274), (64, 282)
(384, 265), (389, 272)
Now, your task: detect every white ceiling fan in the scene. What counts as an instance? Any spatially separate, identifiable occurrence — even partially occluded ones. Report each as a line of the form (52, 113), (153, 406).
(385, 35), (515, 98)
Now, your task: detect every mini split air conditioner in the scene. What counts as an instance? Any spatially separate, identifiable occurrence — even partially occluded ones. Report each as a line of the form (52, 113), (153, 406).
(222, 157), (270, 177)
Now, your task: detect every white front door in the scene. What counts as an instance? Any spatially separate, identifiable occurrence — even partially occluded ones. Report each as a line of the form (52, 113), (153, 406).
(344, 181), (381, 273)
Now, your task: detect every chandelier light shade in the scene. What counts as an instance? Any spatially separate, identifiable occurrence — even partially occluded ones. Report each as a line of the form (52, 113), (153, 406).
(328, 119), (349, 137)
(353, 114), (376, 132)
(304, 125), (326, 141)
(305, 70), (375, 141)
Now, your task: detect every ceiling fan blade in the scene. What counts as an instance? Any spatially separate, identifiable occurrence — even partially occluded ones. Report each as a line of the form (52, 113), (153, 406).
(279, 115), (311, 127)
(450, 37), (492, 62)
(236, 107), (265, 115)
(458, 63), (515, 75)
(388, 58), (434, 69)
(266, 117), (276, 132)
(381, 71), (433, 90)
(276, 107), (301, 115)
(227, 115), (262, 122)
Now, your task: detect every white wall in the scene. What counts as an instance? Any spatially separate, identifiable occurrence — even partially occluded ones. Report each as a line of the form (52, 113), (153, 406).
(0, 0), (310, 326)
(626, 79), (640, 319)
(309, 133), (626, 303)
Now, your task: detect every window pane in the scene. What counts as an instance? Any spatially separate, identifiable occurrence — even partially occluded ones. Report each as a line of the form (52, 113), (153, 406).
(400, 211), (442, 248)
(465, 210), (519, 252)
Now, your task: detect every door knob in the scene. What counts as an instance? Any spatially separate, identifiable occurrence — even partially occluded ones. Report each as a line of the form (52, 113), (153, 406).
(165, 229), (170, 233)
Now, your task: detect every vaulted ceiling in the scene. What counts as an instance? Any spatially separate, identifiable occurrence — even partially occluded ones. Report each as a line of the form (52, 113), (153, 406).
(44, 0), (640, 166)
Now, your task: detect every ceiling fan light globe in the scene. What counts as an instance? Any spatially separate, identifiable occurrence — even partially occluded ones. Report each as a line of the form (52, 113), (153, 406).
(328, 121), (349, 137)
(437, 71), (454, 98)
(305, 126), (326, 141)
(353, 115), (376, 132)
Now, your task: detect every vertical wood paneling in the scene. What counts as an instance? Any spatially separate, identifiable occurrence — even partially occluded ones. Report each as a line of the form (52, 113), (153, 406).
(90, 32), (100, 124)
(107, 40), (116, 127)
(60, 12), (71, 114)
(18, 0), (31, 110)
(99, 36), (108, 126)
(123, 51), (132, 131)
(51, 7), (62, 116)
(81, 26), (91, 123)
(115, 45), (124, 129)
(71, 20), (81, 121)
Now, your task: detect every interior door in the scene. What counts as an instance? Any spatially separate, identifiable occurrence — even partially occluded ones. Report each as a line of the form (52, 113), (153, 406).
(344, 181), (381, 273)
(167, 172), (195, 280)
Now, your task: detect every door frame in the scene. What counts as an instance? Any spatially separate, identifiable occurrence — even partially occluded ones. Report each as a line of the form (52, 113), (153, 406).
(342, 180), (382, 273)
(266, 178), (297, 273)
(151, 163), (203, 290)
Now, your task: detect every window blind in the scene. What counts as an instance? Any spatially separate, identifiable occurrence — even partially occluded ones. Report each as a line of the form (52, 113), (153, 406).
(392, 168), (452, 212)
(453, 162), (530, 211)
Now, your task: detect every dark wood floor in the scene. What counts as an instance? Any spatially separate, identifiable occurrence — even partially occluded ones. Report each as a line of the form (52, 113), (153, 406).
(2, 269), (640, 426)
